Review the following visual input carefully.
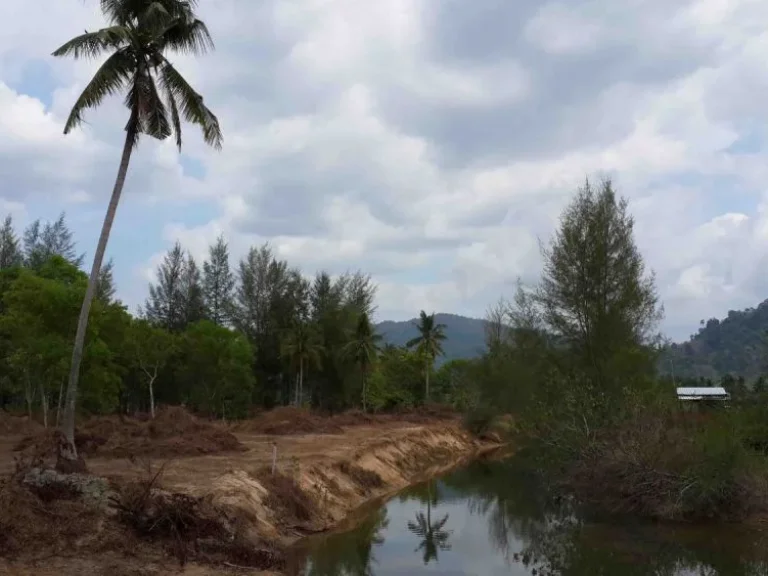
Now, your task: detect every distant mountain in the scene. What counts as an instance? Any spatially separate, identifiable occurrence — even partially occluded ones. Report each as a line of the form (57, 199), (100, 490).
(374, 304), (768, 380)
(376, 313), (487, 365)
(661, 301), (768, 381)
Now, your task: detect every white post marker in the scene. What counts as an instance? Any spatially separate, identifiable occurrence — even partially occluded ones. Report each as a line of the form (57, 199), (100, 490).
(272, 441), (277, 475)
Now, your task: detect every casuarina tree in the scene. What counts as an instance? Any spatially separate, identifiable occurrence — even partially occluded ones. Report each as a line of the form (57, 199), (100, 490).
(53, 0), (222, 463)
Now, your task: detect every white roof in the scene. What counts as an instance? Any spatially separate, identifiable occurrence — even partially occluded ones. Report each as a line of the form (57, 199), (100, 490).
(676, 387), (728, 396)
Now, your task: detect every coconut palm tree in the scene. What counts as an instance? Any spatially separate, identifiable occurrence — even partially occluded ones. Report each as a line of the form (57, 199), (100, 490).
(281, 319), (323, 406)
(53, 0), (222, 462)
(406, 311), (447, 403)
(344, 312), (382, 411)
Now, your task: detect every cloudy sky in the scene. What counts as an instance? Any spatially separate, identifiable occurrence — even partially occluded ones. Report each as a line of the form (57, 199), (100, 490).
(1, 0), (767, 341)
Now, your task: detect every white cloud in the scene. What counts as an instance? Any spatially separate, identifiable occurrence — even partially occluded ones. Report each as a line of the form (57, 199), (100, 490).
(1, 0), (768, 338)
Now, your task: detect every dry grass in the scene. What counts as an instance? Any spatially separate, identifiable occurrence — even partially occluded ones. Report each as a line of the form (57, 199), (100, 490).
(0, 475), (103, 559)
(256, 468), (320, 528)
(563, 411), (768, 521)
(0, 409), (41, 436)
(233, 405), (457, 436)
(335, 461), (384, 493)
(110, 461), (285, 570)
(13, 406), (246, 462)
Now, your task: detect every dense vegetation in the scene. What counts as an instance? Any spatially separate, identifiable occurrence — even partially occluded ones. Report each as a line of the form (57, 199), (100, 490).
(0, 213), (477, 422)
(464, 178), (768, 521)
(661, 304), (768, 381)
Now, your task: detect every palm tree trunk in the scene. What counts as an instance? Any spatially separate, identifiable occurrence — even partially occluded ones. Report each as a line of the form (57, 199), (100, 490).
(425, 362), (430, 404)
(60, 125), (136, 463)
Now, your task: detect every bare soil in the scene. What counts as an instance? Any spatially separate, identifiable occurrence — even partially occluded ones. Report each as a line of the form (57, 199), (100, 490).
(0, 407), (497, 575)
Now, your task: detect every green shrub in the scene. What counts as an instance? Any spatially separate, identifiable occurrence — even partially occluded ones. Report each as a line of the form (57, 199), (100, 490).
(463, 406), (497, 436)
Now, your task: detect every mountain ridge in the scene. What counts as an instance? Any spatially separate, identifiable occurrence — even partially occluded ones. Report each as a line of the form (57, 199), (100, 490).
(375, 313), (488, 365)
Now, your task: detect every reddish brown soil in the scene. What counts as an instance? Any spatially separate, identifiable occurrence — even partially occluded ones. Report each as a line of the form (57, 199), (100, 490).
(0, 406), (488, 576)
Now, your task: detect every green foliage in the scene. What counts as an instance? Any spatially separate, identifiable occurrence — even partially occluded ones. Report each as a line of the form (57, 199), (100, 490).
(0, 257), (124, 417)
(462, 406), (496, 436)
(52, 0), (222, 149)
(0, 214), (455, 421)
(460, 179), (768, 520)
(662, 305), (768, 381)
(175, 321), (255, 419)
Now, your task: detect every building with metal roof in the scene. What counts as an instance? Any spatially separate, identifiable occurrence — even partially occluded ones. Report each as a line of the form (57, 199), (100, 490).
(676, 387), (729, 401)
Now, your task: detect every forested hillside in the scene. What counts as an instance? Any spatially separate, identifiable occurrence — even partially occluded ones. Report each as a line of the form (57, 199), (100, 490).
(661, 302), (768, 380)
(377, 313), (487, 365)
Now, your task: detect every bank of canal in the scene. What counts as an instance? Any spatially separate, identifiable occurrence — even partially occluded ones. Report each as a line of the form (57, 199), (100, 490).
(288, 453), (768, 575)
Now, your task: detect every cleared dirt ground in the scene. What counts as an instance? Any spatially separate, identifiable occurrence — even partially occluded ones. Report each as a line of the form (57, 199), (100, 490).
(0, 407), (497, 576)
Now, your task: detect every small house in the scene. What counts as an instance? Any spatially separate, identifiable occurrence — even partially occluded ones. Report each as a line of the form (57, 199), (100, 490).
(676, 386), (729, 409)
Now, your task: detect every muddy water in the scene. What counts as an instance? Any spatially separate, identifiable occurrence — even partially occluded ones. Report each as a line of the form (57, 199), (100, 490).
(290, 454), (768, 575)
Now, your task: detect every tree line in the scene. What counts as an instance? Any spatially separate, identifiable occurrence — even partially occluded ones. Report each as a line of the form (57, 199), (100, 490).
(0, 213), (469, 424)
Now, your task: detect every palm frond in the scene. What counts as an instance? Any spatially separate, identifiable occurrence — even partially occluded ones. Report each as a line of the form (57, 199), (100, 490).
(63, 48), (134, 134)
(123, 68), (171, 143)
(52, 26), (130, 59)
(139, 1), (172, 33)
(406, 336), (421, 349)
(161, 18), (214, 54)
(159, 58), (222, 149)
(164, 80), (183, 149)
(139, 71), (172, 140)
(100, 0), (129, 24)
(101, 0), (195, 24)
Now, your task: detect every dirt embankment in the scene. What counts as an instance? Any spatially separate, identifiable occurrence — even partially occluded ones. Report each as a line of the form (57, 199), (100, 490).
(0, 407), (499, 575)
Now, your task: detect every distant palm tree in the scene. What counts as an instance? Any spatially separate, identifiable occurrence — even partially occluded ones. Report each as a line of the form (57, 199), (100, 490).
(406, 311), (447, 402)
(282, 320), (323, 406)
(53, 0), (222, 462)
(344, 312), (382, 411)
(407, 481), (452, 564)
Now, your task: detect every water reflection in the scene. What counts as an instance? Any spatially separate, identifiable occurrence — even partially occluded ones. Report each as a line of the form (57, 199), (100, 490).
(404, 481), (452, 564)
(302, 507), (389, 576)
(296, 454), (768, 575)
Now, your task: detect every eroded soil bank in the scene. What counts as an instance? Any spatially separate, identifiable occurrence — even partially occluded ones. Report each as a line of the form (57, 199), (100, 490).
(0, 409), (498, 575)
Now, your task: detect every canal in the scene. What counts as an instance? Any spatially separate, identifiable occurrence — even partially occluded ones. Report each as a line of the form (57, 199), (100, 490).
(290, 452), (768, 575)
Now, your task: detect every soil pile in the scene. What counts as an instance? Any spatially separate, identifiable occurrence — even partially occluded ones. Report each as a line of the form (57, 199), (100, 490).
(14, 406), (246, 460)
(234, 407), (345, 435)
(0, 475), (105, 559)
(234, 405), (457, 436)
(112, 464), (285, 570)
(0, 410), (41, 436)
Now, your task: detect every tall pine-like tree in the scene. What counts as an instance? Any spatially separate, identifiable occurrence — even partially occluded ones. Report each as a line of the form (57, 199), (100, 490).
(181, 253), (206, 326)
(96, 259), (116, 304)
(537, 178), (662, 413)
(202, 235), (234, 326)
(0, 215), (22, 269)
(145, 242), (186, 332)
(23, 213), (83, 269)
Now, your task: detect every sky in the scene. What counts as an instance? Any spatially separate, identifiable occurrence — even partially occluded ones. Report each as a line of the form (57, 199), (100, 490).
(1, 0), (767, 341)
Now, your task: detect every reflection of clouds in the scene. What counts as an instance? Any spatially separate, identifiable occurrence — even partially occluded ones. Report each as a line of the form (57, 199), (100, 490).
(372, 498), (531, 575)
(303, 458), (768, 575)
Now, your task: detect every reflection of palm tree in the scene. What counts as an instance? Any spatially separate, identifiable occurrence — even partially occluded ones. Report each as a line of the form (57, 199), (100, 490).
(406, 481), (452, 564)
